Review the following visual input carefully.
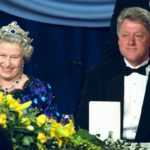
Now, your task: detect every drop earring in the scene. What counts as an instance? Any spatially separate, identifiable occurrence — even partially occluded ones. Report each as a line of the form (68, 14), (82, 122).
(21, 63), (24, 74)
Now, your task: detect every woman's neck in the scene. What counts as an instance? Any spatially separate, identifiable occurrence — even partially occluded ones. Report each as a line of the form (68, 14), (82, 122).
(0, 76), (21, 89)
(0, 73), (23, 91)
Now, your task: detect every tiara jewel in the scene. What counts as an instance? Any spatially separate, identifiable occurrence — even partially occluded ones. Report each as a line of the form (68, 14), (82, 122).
(0, 21), (32, 44)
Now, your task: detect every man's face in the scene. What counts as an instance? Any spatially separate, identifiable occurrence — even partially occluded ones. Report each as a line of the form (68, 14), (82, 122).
(118, 19), (150, 66)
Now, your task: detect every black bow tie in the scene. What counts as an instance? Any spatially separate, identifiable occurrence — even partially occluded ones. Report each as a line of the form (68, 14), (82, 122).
(123, 63), (149, 76)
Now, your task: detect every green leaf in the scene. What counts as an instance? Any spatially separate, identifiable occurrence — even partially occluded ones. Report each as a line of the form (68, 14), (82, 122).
(75, 129), (99, 141)
(22, 136), (34, 146)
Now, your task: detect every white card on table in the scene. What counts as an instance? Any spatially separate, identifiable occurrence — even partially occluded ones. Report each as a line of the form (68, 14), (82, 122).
(89, 101), (121, 140)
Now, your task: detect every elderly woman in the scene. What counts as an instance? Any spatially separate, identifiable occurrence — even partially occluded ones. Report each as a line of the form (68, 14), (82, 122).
(0, 21), (59, 118)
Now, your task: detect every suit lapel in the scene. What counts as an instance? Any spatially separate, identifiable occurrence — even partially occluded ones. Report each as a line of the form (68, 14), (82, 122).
(105, 58), (125, 101)
(105, 73), (124, 101)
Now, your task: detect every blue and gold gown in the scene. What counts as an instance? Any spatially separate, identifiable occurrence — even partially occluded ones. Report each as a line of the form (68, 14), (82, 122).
(4, 76), (60, 118)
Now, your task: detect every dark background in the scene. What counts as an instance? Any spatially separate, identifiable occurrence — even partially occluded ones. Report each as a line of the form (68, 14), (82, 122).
(0, 10), (109, 117)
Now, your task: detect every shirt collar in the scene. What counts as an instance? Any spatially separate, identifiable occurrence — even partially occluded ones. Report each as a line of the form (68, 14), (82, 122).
(124, 58), (149, 69)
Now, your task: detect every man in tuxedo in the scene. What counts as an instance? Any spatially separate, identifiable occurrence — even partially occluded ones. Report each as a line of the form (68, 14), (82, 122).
(76, 0), (150, 142)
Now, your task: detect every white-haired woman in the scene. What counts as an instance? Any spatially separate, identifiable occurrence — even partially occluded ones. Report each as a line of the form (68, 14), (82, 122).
(0, 21), (59, 118)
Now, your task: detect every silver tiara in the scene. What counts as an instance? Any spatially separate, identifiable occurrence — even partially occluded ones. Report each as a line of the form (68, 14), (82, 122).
(0, 21), (33, 44)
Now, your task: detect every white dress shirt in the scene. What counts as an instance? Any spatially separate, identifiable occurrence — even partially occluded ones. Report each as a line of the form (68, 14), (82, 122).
(123, 58), (150, 140)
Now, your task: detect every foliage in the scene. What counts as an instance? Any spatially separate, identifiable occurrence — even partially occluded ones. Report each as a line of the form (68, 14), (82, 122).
(0, 91), (149, 150)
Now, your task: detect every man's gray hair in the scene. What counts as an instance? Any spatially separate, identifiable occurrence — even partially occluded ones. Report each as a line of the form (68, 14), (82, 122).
(117, 7), (150, 35)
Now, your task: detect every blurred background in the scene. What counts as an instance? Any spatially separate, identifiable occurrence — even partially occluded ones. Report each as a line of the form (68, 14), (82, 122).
(0, 0), (115, 117)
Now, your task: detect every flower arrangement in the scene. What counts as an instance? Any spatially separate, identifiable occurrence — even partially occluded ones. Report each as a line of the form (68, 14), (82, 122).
(0, 91), (149, 150)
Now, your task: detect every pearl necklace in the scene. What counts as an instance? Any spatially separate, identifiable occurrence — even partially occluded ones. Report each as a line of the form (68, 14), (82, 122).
(0, 73), (23, 97)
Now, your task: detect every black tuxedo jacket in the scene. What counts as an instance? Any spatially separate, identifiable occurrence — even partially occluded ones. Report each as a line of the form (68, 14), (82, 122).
(76, 58), (150, 142)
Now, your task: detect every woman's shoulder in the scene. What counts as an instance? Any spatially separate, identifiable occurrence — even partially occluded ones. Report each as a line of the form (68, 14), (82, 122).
(23, 76), (52, 92)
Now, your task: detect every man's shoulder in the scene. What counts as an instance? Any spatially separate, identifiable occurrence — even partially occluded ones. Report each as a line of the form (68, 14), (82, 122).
(88, 59), (123, 78)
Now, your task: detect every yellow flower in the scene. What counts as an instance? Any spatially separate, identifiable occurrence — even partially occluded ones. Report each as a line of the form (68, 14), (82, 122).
(6, 94), (32, 110)
(63, 120), (76, 135)
(49, 119), (76, 147)
(0, 113), (6, 128)
(37, 133), (48, 143)
(7, 99), (21, 116)
(36, 114), (48, 127)
(21, 117), (30, 126)
(6, 94), (13, 102)
(17, 110), (23, 117)
(8, 100), (32, 117)
(15, 101), (32, 117)
(15, 101), (32, 111)
(0, 91), (4, 104)
(50, 119), (75, 137)
(8, 99), (19, 109)
(57, 138), (63, 147)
